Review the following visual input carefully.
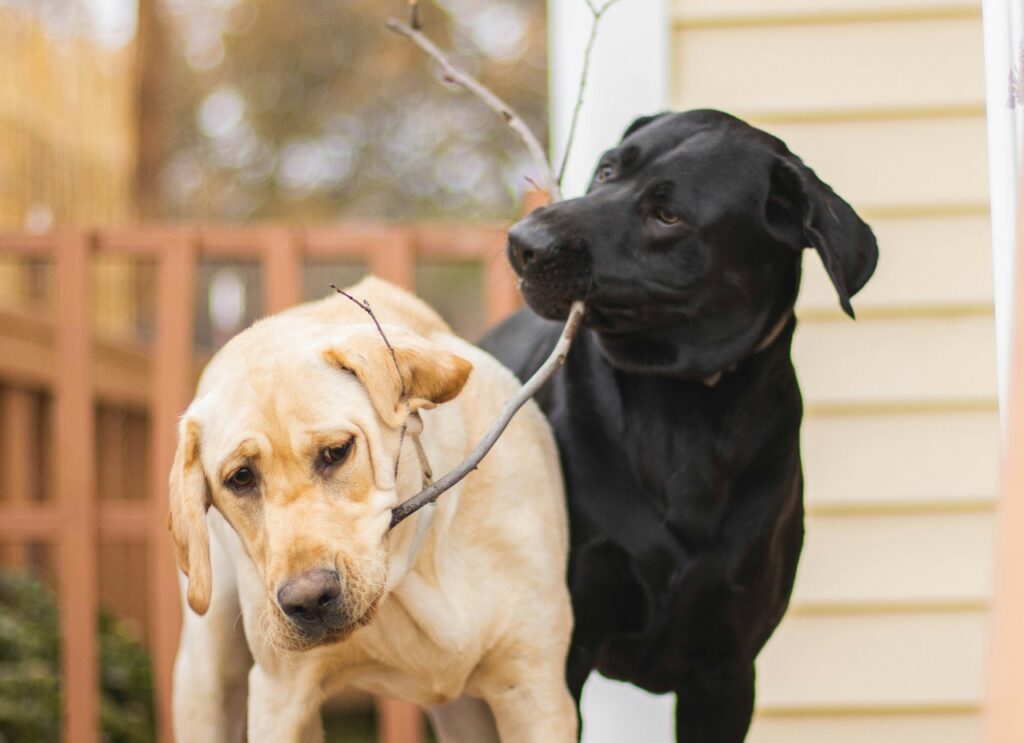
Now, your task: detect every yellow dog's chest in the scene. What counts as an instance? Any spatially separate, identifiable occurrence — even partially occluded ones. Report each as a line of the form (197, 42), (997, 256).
(319, 583), (489, 706)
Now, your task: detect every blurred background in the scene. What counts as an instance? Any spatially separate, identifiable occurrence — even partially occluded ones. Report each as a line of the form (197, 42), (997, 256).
(0, 0), (1021, 742)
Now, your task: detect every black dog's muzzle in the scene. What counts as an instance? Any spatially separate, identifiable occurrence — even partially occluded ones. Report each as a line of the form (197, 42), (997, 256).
(507, 210), (591, 319)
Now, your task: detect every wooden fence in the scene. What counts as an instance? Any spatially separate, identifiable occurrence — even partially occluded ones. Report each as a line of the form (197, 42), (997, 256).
(0, 221), (523, 743)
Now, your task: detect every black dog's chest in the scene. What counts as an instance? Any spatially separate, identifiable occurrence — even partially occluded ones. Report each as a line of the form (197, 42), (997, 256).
(549, 337), (772, 537)
(535, 332), (804, 689)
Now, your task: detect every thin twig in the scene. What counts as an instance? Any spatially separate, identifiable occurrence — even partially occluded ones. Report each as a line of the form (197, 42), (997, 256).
(331, 284), (411, 480)
(330, 284), (409, 403)
(390, 299), (585, 528)
(557, 0), (626, 185)
(409, 0), (421, 29)
(386, 17), (562, 201)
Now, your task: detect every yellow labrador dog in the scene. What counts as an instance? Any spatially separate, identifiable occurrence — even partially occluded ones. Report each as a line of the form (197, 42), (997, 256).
(169, 277), (575, 742)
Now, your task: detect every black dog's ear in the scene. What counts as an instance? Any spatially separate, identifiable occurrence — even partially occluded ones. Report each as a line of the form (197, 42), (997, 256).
(765, 156), (879, 319)
(621, 112), (670, 141)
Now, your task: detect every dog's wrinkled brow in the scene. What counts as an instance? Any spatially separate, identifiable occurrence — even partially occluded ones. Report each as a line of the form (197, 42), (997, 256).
(618, 145), (640, 168)
(640, 180), (674, 201)
(217, 438), (262, 481)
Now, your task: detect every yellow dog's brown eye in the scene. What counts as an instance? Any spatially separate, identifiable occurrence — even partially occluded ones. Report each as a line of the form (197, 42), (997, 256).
(322, 442), (352, 467)
(227, 467), (255, 491)
(654, 207), (681, 225)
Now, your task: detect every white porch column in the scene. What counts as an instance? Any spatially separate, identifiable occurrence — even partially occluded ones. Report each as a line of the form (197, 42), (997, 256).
(548, 2), (675, 741)
(549, 0), (671, 199)
(983, 0), (1024, 422)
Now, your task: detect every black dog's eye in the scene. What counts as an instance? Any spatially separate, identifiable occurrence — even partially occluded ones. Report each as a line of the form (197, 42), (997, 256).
(321, 441), (353, 468)
(226, 467), (257, 493)
(596, 163), (614, 182)
(653, 207), (682, 225)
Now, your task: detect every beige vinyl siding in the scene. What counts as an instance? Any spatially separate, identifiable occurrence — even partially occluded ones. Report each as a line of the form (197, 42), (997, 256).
(673, 0), (981, 21)
(670, 1), (995, 739)
(799, 215), (993, 311)
(749, 714), (979, 743)
(673, 17), (984, 115)
(802, 410), (998, 508)
(794, 315), (996, 405)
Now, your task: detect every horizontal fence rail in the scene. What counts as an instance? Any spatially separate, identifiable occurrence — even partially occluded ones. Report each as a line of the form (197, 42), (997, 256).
(0, 221), (523, 743)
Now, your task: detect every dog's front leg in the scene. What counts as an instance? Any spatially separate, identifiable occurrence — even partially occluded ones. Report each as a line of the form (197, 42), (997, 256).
(247, 662), (324, 743)
(427, 694), (501, 743)
(481, 663), (578, 743)
(675, 663), (756, 743)
(172, 511), (252, 742)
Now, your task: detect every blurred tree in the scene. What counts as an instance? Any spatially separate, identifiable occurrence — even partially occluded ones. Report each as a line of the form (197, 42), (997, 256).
(136, 0), (172, 217)
(146, 0), (548, 222)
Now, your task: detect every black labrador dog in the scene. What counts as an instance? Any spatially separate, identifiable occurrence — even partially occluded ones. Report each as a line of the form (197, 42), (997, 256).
(481, 109), (878, 742)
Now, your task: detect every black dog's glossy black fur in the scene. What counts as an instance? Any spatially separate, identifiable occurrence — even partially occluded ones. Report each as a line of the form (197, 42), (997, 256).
(481, 110), (878, 742)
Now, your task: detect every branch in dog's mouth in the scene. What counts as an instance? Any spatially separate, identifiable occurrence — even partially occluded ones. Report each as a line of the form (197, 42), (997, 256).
(329, 282), (583, 528)
(390, 299), (584, 528)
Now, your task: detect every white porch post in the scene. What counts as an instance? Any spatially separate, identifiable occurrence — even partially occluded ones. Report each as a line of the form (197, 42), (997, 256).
(548, 2), (675, 741)
(549, 0), (671, 199)
(983, 0), (1024, 422)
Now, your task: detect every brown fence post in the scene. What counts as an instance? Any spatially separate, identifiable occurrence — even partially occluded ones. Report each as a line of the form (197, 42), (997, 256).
(149, 234), (197, 743)
(370, 231), (415, 290)
(377, 697), (425, 743)
(55, 231), (99, 743)
(261, 227), (303, 312)
(0, 387), (35, 567)
(483, 190), (547, 324)
(484, 250), (521, 326)
(369, 228), (424, 743)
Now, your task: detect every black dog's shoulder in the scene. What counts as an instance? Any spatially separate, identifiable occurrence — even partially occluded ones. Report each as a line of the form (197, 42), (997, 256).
(479, 307), (563, 383)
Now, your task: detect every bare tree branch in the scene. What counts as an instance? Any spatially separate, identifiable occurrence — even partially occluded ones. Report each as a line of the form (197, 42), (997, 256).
(557, 0), (627, 185)
(390, 299), (585, 528)
(330, 284), (409, 404)
(381, 8), (609, 527)
(386, 17), (562, 201)
(331, 284), (411, 481)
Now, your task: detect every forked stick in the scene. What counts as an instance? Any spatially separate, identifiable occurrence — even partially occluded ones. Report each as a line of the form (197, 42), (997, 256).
(390, 300), (585, 528)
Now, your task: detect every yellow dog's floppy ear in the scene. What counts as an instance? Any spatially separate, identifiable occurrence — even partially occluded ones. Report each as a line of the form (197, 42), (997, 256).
(323, 329), (473, 429)
(167, 417), (213, 615)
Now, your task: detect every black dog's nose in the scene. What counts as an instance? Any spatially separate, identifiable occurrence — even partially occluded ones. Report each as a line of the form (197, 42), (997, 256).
(277, 569), (341, 624)
(508, 217), (562, 273)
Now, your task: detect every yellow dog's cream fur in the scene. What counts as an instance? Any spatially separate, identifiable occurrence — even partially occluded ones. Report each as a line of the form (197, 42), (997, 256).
(169, 277), (575, 742)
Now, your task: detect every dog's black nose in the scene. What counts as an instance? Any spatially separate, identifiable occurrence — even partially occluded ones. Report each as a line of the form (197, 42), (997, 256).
(277, 569), (342, 624)
(508, 217), (561, 273)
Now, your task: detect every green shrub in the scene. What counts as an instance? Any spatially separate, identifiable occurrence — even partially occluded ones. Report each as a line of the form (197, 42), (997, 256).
(0, 571), (155, 743)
